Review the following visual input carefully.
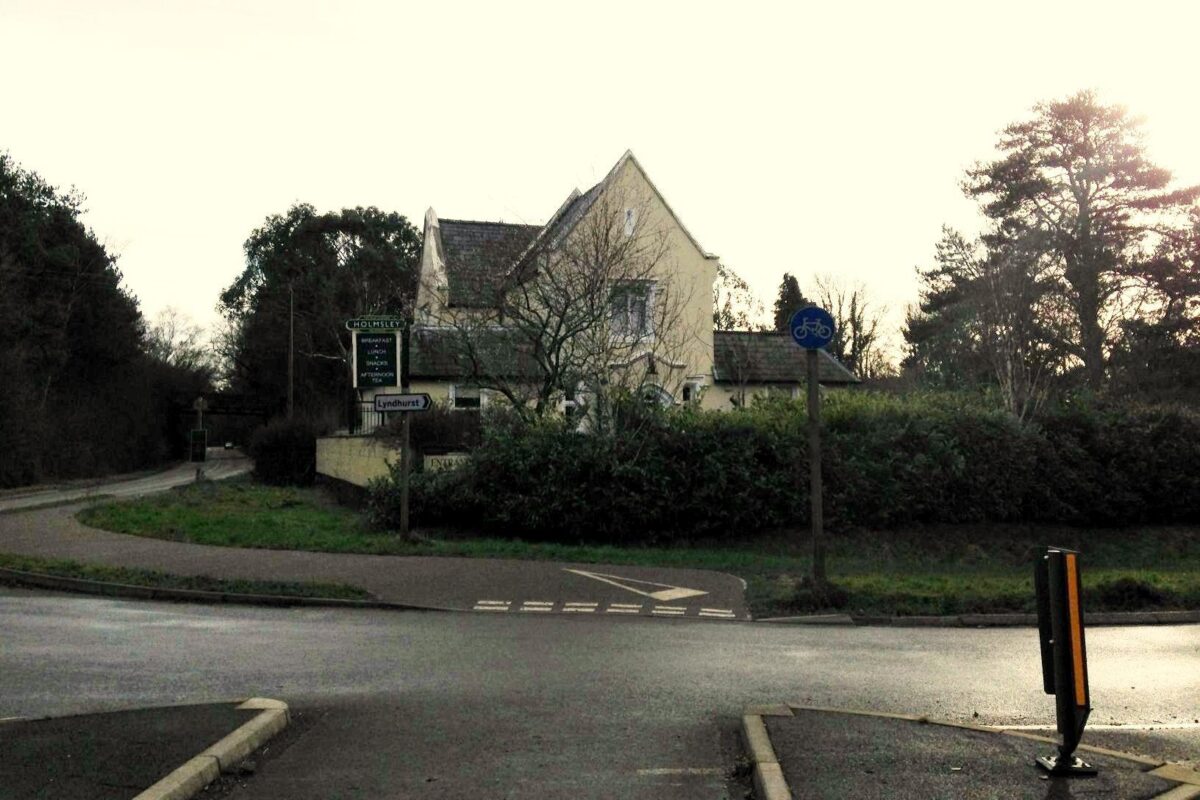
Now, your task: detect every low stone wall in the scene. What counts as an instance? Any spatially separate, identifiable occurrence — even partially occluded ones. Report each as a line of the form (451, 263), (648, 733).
(315, 435), (396, 488)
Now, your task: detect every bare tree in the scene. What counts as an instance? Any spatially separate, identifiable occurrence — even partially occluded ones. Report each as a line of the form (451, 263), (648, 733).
(146, 306), (213, 374)
(933, 231), (1069, 421)
(812, 275), (893, 379)
(428, 188), (698, 428)
(713, 264), (766, 331)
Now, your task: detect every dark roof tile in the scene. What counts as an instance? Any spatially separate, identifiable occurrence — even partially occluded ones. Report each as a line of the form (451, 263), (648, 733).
(712, 331), (859, 385)
(438, 219), (540, 307)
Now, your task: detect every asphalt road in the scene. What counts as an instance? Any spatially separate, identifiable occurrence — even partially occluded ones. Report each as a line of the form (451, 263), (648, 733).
(0, 491), (748, 619)
(2, 588), (1197, 799)
(0, 451), (250, 513)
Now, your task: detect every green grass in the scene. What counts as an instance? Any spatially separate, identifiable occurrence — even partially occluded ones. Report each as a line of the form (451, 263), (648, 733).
(76, 478), (1200, 617)
(0, 551), (371, 600)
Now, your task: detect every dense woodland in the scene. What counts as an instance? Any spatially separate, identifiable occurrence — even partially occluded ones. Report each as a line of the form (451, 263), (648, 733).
(0, 154), (211, 488)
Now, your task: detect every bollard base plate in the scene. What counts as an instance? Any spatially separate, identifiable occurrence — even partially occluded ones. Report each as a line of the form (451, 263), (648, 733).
(1036, 755), (1098, 776)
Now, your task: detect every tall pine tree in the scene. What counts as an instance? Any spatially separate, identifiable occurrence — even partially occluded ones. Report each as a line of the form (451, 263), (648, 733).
(772, 273), (810, 332)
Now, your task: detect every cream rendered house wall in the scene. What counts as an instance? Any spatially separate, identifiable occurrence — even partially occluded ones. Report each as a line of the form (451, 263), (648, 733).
(583, 156), (719, 401)
(408, 152), (723, 410)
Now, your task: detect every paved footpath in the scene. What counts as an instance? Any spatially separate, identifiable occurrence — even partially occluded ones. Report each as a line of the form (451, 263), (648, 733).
(0, 488), (748, 621)
(0, 451), (251, 513)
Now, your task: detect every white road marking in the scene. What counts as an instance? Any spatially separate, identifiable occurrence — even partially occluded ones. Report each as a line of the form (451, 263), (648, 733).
(606, 607), (641, 614)
(652, 606), (686, 616)
(700, 608), (733, 614)
(999, 722), (1200, 731)
(609, 603), (643, 609)
(563, 602), (598, 613)
(563, 568), (708, 602)
(473, 605), (509, 612)
(637, 767), (724, 776)
(475, 600), (509, 606)
(699, 609), (736, 618)
(520, 601), (555, 612)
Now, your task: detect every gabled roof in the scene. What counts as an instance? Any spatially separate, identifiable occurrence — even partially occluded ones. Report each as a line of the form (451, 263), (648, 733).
(426, 151), (719, 310)
(437, 219), (541, 307)
(509, 150), (717, 277)
(712, 331), (860, 385)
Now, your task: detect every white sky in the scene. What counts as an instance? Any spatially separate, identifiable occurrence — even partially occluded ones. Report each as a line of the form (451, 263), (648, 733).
(4, 0), (1199, 349)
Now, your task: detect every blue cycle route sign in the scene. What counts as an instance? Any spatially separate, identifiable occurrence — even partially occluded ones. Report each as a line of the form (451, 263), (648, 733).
(789, 306), (836, 349)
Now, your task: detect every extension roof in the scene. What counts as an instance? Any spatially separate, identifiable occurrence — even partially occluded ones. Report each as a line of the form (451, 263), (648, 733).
(712, 331), (860, 385)
(408, 326), (540, 380)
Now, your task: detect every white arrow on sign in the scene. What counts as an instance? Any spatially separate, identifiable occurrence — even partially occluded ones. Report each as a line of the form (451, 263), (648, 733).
(563, 568), (708, 602)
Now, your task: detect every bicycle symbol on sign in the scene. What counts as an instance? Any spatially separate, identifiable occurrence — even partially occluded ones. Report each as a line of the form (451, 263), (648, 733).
(793, 316), (832, 341)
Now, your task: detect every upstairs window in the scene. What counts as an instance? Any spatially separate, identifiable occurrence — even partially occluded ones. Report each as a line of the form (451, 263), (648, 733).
(610, 282), (653, 337)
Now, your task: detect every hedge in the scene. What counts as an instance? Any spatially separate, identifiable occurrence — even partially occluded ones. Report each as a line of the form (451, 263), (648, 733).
(366, 393), (1200, 543)
(248, 418), (318, 486)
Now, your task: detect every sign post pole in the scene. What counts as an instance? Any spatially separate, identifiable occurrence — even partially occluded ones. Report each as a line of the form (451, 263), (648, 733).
(806, 348), (826, 584)
(789, 306), (836, 587)
(191, 396), (209, 481)
(399, 323), (412, 539)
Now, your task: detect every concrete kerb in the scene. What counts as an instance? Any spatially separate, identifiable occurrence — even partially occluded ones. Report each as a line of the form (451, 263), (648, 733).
(741, 707), (795, 800)
(744, 704), (1200, 800)
(756, 610), (1200, 627)
(0, 565), (458, 613)
(132, 698), (290, 800)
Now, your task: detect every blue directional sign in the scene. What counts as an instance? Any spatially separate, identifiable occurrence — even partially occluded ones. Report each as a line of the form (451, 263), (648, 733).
(789, 306), (836, 349)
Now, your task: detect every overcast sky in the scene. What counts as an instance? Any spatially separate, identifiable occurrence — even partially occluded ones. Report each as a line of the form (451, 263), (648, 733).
(4, 0), (1199, 351)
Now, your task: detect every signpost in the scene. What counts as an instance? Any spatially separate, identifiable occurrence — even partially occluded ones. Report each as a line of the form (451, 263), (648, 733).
(1034, 547), (1096, 776)
(789, 306), (836, 585)
(190, 396), (208, 480)
(354, 333), (398, 389)
(345, 316), (423, 537)
(189, 429), (207, 463)
(374, 393), (432, 413)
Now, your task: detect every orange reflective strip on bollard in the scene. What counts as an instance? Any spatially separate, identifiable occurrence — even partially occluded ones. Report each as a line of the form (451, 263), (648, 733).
(1065, 553), (1087, 707)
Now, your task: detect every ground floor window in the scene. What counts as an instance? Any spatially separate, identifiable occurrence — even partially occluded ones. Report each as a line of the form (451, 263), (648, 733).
(451, 385), (482, 410)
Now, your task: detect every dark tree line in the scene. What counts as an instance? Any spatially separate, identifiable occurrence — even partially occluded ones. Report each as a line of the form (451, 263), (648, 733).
(905, 91), (1200, 414)
(217, 204), (421, 426)
(0, 153), (210, 487)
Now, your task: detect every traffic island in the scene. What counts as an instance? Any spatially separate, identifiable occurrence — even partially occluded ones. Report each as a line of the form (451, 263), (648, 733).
(0, 698), (289, 800)
(741, 706), (1200, 800)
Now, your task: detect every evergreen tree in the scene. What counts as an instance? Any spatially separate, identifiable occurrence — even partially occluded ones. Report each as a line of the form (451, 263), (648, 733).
(965, 90), (1200, 389)
(772, 272), (810, 332)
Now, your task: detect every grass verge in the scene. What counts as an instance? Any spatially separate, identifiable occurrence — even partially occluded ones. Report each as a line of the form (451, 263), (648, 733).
(0, 551), (371, 600)
(77, 478), (1200, 618)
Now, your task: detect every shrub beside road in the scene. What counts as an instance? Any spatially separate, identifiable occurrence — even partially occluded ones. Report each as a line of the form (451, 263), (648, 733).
(370, 395), (1200, 545)
(78, 479), (1200, 618)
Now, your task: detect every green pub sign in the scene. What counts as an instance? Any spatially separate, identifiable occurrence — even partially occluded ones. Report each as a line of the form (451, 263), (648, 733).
(355, 332), (398, 388)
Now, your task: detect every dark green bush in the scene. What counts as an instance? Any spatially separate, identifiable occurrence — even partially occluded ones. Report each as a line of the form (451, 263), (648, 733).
(366, 392), (1200, 542)
(1086, 577), (1177, 610)
(248, 418), (318, 486)
(374, 404), (482, 453)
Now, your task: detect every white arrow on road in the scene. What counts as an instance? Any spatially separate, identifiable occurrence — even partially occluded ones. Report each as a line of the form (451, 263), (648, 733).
(563, 569), (708, 602)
